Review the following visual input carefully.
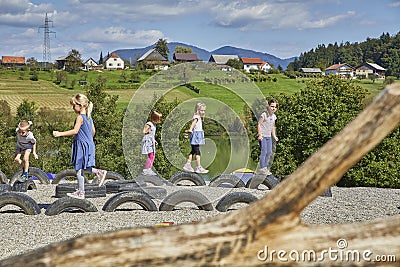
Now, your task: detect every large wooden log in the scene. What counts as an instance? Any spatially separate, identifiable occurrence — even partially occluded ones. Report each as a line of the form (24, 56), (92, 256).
(1, 83), (400, 267)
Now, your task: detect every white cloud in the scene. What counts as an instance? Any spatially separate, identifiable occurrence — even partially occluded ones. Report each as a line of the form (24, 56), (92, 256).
(389, 1), (400, 7)
(78, 27), (164, 46)
(210, 1), (358, 30)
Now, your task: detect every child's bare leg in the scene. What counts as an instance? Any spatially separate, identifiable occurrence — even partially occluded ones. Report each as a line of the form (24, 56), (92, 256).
(14, 153), (22, 165)
(195, 155), (201, 167)
(22, 150), (31, 173)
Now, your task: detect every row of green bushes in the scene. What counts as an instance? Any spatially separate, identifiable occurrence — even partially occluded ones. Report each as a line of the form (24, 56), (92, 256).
(1, 75), (398, 187)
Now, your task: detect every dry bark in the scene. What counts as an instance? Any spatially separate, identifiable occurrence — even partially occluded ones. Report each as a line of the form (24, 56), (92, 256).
(1, 83), (400, 267)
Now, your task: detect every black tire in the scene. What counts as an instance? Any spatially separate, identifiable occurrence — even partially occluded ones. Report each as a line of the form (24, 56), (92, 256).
(168, 171), (205, 186)
(10, 167), (50, 185)
(92, 171), (125, 185)
(320, 188), (333, 197)
(159, 189), (213, 211)
(0, 192), (41, 215)
(215, 192), (258, 212)
(55, 183), (106, 198)
(246, 174), (280, 190)
(0, 184), (12, 192)
(45, 197), (98, 216)
(209, 174), (245, 188)
(105, 180), (144, 194)
(135, 175), (173, 186)
(102, 191), (158, 212)
(0, 170), (8, 184)
(52, 169), (89, 184)
(12, 179), (37, 192)
(119, 186), (168, 199)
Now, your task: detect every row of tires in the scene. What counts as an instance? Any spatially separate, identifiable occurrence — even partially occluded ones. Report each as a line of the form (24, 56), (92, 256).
(0, 167), (280, 191)
(0, 189), (259, 216)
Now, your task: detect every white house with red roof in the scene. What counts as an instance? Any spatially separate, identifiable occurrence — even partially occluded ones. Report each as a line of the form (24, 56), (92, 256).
(241, 57), (264, 72)
(105, 53), (124, 70)
(325, 63), (355, 77)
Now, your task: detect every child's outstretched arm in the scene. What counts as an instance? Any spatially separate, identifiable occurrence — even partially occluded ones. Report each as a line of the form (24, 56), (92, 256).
(53, 115), (83, 137)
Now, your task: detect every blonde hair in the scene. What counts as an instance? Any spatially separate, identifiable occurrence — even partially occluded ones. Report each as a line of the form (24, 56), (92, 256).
(18, 120), (32, 131)
(70, 93), (93, 119)
(194, 102), (206, 115)
(150, 110), (162, 123)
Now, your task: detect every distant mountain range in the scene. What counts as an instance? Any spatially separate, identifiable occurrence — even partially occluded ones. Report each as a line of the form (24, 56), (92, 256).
(112, 42), (296, 69)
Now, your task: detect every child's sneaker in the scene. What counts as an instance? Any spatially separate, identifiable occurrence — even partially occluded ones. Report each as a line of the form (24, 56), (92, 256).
(147, 169), (157, 176)
(183, 163), (194, 172)
(195, 166), (209, 174)
(142, 169), (149, 175)
(257, 167), (272, 176)
(67, 190), (85, 200)
(97, 170), (107, 186)
(18, 173), (29, 182)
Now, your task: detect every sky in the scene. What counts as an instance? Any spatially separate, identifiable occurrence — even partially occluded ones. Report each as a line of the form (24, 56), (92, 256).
(0, 0), (399, 62)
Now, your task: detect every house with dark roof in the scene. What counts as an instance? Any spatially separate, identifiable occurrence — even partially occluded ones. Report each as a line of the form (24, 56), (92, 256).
(173, 53), (199, 63)
(137, 48), (169, 70)
(1, 56), (25, 67)
(241, 57), (263, 72)
(355, 62), (386, 79)
(82, 57), (100, 71)
(325, 63), (355, 78)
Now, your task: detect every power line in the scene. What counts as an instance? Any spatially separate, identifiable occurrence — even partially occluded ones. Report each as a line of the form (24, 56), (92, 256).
(38, 13), (56, 67)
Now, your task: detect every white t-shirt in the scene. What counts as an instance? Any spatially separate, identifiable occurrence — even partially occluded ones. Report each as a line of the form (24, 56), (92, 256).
(259, 112), (276, 137)
(192, 114), (203, 131)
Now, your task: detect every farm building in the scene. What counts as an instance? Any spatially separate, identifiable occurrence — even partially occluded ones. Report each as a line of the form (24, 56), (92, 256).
(137, 49), (169, 70)
(1, 56), (25, 68)
(173, 53), (199, 63)
(355, 62), (386, 79)
(300, 68), (323, 76)
(208, 54), (239, 65)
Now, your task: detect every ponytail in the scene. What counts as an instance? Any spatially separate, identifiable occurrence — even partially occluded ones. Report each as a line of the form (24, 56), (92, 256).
(87, 101), (93, 119)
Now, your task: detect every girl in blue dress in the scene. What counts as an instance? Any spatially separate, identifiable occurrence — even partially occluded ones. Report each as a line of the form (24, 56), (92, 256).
(53, 94), (107, 199)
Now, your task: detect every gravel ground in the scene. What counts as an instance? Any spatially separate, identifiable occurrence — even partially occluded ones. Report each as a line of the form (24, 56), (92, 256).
(0, 182), (399, 260)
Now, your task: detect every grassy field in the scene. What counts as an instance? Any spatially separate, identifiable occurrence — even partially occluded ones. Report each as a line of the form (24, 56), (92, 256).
(0, 68), (392, 115)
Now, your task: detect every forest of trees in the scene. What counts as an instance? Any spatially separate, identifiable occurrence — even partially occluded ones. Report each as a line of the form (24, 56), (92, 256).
(287, 32), (400, 78)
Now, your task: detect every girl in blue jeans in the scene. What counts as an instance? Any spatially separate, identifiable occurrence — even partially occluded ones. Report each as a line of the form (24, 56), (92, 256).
(257, 99), (279, 175)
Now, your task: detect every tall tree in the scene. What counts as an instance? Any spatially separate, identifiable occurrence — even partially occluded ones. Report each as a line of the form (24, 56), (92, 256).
(99, 51), (103, 65)
(154, 38), (169, 60)
(65, 49), (82, 73)
(174, 46), (192, 54)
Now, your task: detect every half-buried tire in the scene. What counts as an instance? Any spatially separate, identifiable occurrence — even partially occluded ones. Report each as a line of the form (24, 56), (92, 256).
(215, 192), (258, 212)
(10, 167), (50, 185)
(0, 192), (41, 215)
(209, 174), (245, 188)
(246, 174), (279, 190)
(168, 171), (205, 186)
(159, 189), (213, 211)
(12, 179), (37, 192)
(102, 191), (157, 212)
(45, 197), (98, 216)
